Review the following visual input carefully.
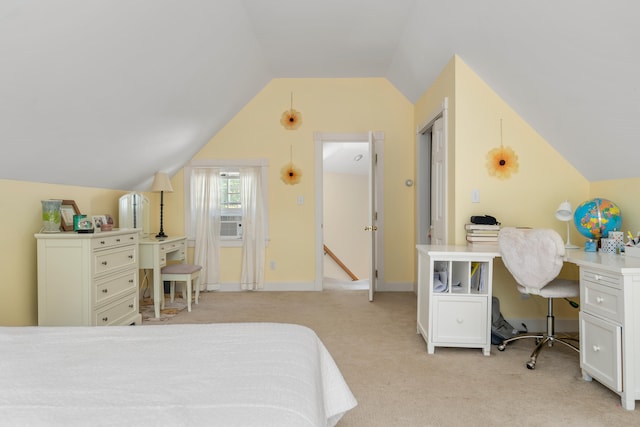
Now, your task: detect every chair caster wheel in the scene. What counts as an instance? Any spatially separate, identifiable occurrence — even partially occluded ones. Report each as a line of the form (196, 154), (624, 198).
(526, 361), (536, 370)
(497, 344), (506, 351)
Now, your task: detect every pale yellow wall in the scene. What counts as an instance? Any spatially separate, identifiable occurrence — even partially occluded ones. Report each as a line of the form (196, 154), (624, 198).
(5, 67), (640, 326)
(0, 179), (127, 325)
(323, 172), (369, 280)
(184, 78), (415, 286)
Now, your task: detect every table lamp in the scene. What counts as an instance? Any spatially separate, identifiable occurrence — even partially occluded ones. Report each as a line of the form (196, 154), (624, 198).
(555, 200), (579, 249)
(150, 172), (173, 239)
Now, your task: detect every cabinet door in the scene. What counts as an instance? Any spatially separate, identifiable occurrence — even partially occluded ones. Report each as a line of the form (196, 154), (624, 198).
(432, 296), (487, 344)
(580, 312), (622, 392)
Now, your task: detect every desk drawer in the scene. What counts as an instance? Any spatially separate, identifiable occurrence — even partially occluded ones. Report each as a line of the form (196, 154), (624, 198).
(581, 279), (623, 323)
(432, 296), (488, 344)
(95, 269), (137, 305)
(581, 269), (621, 289)
(580, 312), (622, 392)
(95, 293), (138, 326)
(93, 246), (137, 276)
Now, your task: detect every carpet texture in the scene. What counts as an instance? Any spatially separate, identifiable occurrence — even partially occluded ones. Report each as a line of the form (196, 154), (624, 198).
(143, 289), (639, 426)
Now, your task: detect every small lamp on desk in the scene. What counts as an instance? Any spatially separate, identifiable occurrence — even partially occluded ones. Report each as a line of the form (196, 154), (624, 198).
(150, 172), (174, 239)
(555, 200), (579, 249)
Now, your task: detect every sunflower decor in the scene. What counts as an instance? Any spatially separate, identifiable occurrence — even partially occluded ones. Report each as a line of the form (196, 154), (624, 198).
(281, 145), (302, 185)
(280, 92), (302, 130)
(486, 119), (519, 179)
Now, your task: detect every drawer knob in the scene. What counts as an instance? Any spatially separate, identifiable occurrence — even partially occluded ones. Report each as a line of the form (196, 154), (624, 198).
(596, 296), (604, 304)
(128, 255), (133, 259)
(129, 304), (134, 308)
(594, 274), (602, 281)
(592, 345), (600, 352)
(102, 261), (108, 266)
(102, 317), (108, 322)
(102, 289), (108, 293)
(456, 317), (463, 324)
(116, 238), (121, 242)
(129, 279), (134, 283)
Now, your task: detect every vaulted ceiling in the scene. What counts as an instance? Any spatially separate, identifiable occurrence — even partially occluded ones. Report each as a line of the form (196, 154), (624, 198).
(1, 1), (637, 190)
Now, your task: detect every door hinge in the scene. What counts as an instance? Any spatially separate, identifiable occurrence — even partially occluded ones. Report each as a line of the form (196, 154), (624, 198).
(374, 211), (378, 221)
(375, 270), (378, 279)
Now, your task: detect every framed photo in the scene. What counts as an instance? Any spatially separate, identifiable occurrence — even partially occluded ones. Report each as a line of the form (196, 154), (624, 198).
(92, 215), (108, 231)
(60, 200), (80, 231)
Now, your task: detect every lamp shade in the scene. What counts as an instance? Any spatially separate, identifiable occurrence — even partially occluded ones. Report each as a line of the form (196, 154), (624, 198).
(555, 200), (573, 222)
(150, 172), (174, 193)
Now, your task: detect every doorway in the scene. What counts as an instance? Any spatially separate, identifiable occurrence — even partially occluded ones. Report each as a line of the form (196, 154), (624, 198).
(314, 132), (384, 300)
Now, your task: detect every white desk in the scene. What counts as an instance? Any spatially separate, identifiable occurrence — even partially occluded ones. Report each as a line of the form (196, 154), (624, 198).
(139, 236), (187, 318)
(417, 244), (640, 410)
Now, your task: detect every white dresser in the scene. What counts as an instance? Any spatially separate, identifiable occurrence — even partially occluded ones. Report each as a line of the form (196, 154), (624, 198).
(568, 251), (640, 410)
(416, 245), (500, 356)
(35, 229), (142, 326)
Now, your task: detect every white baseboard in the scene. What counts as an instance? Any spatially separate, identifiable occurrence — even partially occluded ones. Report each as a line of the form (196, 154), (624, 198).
(209, 282), (317, 292)
(505, 317), (579, 334)
(207, 281), (415, 292)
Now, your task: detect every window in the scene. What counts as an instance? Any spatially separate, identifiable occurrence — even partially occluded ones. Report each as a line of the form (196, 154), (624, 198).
(184, 159), (269, 247)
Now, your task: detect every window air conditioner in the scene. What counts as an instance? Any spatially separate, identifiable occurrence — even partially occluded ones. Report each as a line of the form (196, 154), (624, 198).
(220, 216), (242, 238)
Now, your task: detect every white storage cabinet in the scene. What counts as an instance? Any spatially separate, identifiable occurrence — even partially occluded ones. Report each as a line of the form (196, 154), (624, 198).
(416, 245), (499, 356)
(35, 229), (142, 326)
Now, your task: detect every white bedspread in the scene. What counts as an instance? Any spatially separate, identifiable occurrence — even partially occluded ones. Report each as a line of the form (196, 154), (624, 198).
(0, 323), (357, 427)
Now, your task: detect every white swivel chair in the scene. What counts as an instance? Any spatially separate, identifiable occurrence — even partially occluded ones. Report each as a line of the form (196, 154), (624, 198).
(497, 227), (579, 369)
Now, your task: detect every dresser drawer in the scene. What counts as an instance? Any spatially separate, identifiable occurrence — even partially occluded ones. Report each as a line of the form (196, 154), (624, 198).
(581, 268), (621, 289)
(432, 296), (488, 344)
(95, 269), (138, 305)
(94, 293), (138, 326)
(580, 312), (622, 392)
(93, 245), (137, 276)
(92, 233), (138, 250)
(581, 279), (623, 323)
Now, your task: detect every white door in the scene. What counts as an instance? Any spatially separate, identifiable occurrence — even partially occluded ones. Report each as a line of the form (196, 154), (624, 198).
(430, 117), (447, 245)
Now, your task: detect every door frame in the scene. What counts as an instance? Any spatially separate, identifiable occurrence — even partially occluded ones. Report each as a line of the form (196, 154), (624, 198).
(313, 131), (385, 292)
(416, 97), (449, 246)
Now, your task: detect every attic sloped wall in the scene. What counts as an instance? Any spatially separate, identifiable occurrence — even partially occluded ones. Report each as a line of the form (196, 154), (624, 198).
(415, 55), (591, 322)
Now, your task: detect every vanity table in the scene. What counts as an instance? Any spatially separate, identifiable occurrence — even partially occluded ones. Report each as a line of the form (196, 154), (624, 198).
(139, 235), (187, 318)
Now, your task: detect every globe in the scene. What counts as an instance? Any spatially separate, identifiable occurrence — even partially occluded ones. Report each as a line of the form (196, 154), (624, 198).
(573, 198), (622, 240)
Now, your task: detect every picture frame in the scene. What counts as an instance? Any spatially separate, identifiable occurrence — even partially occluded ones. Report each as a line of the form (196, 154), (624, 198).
(92, 215), (108, 231)
(60, 200), (80, 231)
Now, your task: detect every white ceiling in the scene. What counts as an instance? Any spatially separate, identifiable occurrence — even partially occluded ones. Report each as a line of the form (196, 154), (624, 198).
(1, 1), (638, 190)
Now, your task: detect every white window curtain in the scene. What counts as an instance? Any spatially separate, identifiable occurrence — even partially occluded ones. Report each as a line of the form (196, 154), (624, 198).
(240, 166), (266, 290)
(191, 168), (221, 290)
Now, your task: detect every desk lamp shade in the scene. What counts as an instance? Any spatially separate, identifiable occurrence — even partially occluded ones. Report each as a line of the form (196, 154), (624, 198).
(151, 172), (174, 239)
(555, 200), (579, 249)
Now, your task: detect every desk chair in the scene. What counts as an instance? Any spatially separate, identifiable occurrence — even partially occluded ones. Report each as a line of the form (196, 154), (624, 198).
(497, 227), (579, 369)
(160, 264), (202, 312)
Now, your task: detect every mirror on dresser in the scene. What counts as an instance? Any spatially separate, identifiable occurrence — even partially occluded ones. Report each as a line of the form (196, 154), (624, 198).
(119, 192), (150, 236)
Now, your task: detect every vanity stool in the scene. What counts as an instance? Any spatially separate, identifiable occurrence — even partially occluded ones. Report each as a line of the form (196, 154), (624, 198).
(160, 264), (202, 312)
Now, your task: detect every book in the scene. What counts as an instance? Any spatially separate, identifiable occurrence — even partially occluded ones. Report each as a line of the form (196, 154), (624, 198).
(466, 230), (499, 236)
(466, 235), (498, 242)
(465, 223), (500, 231)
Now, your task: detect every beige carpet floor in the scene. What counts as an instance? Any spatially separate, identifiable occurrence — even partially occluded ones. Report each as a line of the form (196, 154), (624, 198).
(147, 289), (639, 426)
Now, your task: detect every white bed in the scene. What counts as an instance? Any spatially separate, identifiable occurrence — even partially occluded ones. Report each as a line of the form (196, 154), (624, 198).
(0, 322), (357, 426)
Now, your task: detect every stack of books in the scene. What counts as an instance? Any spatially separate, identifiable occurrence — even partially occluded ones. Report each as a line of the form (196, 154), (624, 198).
(465, 223), (500, 244)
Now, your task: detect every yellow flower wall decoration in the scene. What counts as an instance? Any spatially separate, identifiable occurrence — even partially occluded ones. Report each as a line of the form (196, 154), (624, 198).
(281, 145), (302, 185)
(280, 92), (302, 130)
(486, 119), (519, 179)
(280, 162), (302, 185)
